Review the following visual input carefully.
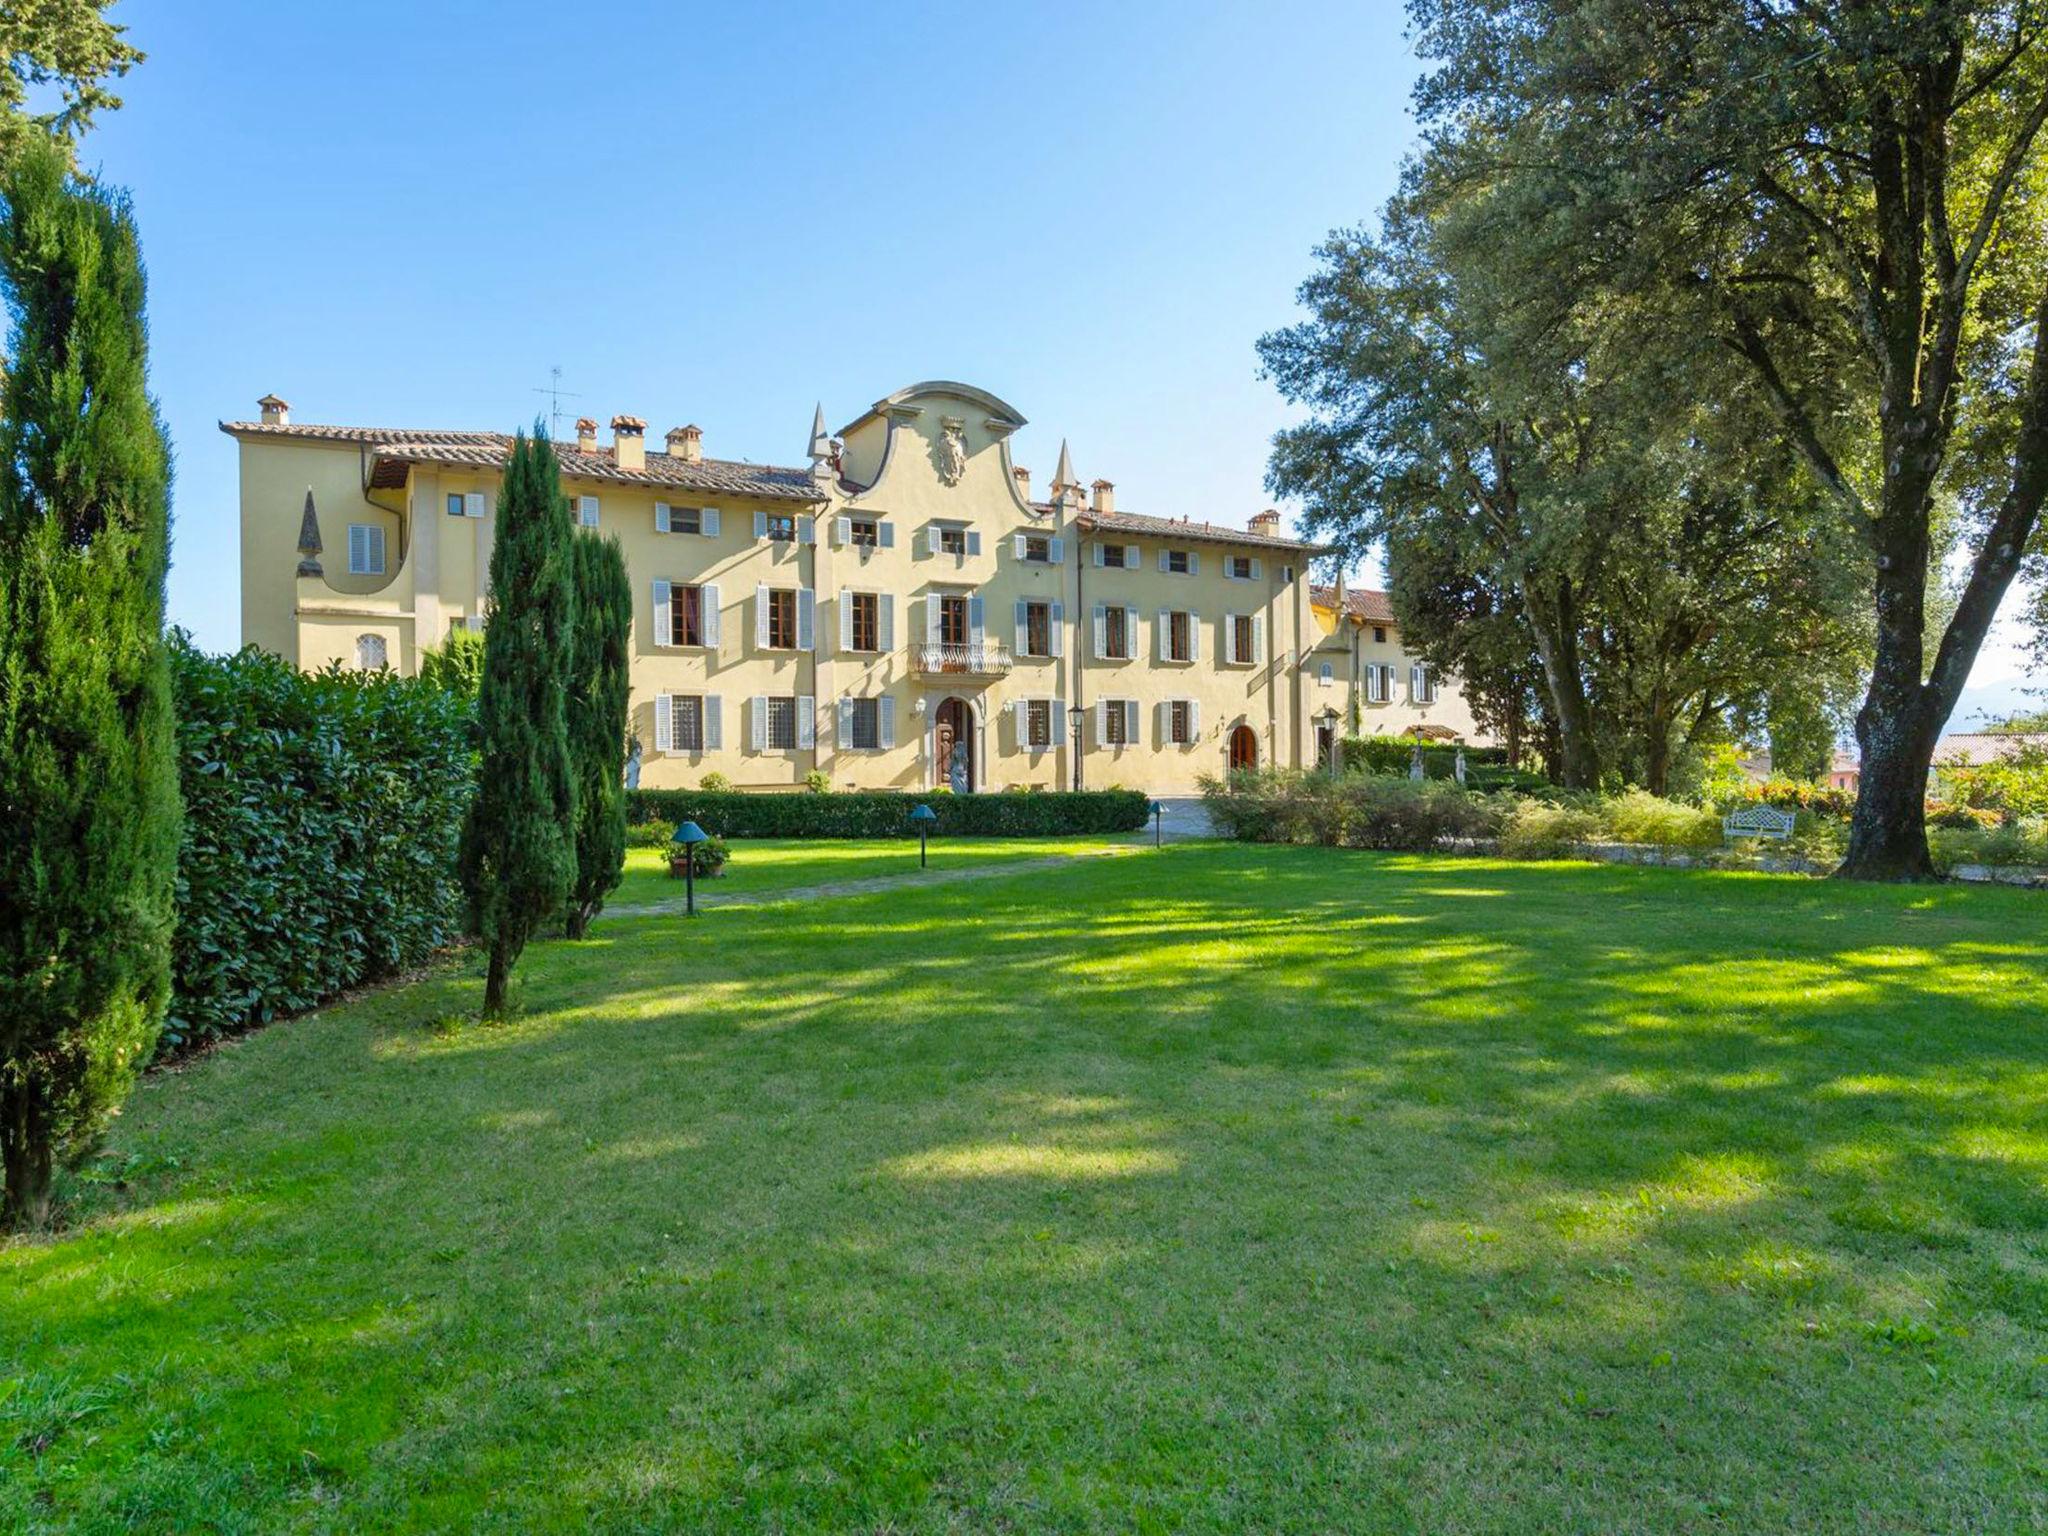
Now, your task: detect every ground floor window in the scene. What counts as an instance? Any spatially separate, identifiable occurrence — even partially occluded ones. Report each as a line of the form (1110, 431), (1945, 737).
(1027, 698), (1054, 749)
(848, 696), (879, 749)
(673, 695), (704, 751)
(1166, 698), (1196, 746)
(766, 696), (796, 750)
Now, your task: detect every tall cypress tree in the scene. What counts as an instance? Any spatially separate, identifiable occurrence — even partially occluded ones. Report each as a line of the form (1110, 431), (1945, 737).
(0, 139), (179, 1228)
(563, 533), (631, 939)
(457, 429), (575, 1015)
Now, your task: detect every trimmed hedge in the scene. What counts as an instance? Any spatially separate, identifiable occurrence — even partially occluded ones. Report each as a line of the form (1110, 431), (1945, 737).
(165, 640), (474, 1053)
(624, 787), (1150, 839)
(1343, 734), (1510, 775)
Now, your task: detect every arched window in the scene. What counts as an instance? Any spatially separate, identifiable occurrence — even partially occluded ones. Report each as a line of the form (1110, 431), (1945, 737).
(355, 633), (388, 671)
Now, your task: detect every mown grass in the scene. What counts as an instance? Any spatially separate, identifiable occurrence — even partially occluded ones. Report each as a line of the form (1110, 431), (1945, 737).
(4, 846), (2046, 1533)
(608, 835), (1131, 908)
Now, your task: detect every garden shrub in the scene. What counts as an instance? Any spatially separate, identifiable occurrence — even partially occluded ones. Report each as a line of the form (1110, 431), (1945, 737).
(1498, 798), (1606, 858)
(624, 787), (1149, 838)
(1200, 771), (1505, 850)
(1601, 789), (1723, 850)
(1341, 734), (1511, 778)
(165, 640), (473, 1053)
(1930, 817), (2048, 871)
(1942, 743), (2048, 819)
(669, 833), (730, 877)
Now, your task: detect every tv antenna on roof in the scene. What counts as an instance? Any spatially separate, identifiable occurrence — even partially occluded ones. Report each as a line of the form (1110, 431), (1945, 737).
(531, 365), (582, 438)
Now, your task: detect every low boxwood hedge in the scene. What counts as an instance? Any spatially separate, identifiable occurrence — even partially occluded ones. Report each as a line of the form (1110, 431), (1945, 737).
(1342, 734), (1514, 779)
(624, 787), (1150, 838)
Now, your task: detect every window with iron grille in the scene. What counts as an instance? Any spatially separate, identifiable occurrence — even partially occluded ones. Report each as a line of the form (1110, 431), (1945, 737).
(1169, 699), (1193, 745)
(766, 696), (797, 750)
(1027, 699), (1054, 748)
(1105, 700), (1131, 745)
(673, 695), (705, 751)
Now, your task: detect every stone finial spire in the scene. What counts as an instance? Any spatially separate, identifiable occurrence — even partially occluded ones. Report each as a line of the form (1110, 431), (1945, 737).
(808, 403), (831, 462)
(295, 487), (323, 577)
(1050, 439), (1079, 506)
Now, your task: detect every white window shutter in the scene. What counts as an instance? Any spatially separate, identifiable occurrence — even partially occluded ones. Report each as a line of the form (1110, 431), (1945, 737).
(1049, 601), (1064, 658)
(655, 694), (674, 752)
(798, 588), (816, 651)
(1093, 543), (1106, 567)
(653, 581), (673, 646)
(1252, 613), (1266, 665)
(1224, 612), (1240, 665)
(464, 614), (483, 633)
(1189, 699), (1201, 739)
(836, 516), (851, 546)
(967, 530), (981, 557)
(464, 492), (485, 519)
(1156, 610), (1169, 663)
(754, 510), (768, 539)
(1093, 603), (1107, 659)
(1014, 599), (1029, 653)
(840, 594), (854, 653)
(914, 527), (929, 558)
(879, 520), (895, 549)
(578, 496), (600, 527)
(702, 507), (721, 537)
(1125, 607), (1139, 655)
(1189, 613), (1201, 662)
(800, 518), (816, 546)
(754, 584), (770, 648)
(750, 696), (768, 751)
(1125, 700), (1139, 743)
(1157, 699), (1169, 743)
(797, 696), (816, 749)
(655, 502), (672, 534)
(968, 594), (984, 644)
(1049, 536), (1064, 564)
(878, 695), (896, 750)
(1014, 533), (1028, 559)
(878, 594), (894, 651)
(702, 584), (721, 648)
(704, 695), (723, 750)
(1094, 700), (1107, 745)
(1052, 698), (1066, 744)
(1250, 558), (1263, 580)
(1126, 546), (1138, 568)
(1158, 549), (1170, 573)
(839, 697), (855, 744)
(1012, 699), (1029, 747)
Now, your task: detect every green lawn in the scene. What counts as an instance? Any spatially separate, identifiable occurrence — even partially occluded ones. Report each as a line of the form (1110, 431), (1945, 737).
(608, 835), (1132, 909)
(5, 847), (2046, 1533)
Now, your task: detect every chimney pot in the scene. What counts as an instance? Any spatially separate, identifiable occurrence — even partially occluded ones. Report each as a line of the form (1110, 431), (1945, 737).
(1249, 508), (1281, 535)
(666, 424), (703, 465)
(611, 414), (646, 473)
(1091, 478), (1115, 515)
(575, 417), (598, 454)
(258, 393), (290, 427)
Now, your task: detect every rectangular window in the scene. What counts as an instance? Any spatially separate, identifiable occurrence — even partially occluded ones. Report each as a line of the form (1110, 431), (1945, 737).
(1027, 699), (1054, 749)
(1168, 610), (1193, 662)
(1413, 665), (1438, 704)
(1168, 699), (1193, 746)
(1024, 534), (1051, 563)
(347, 524), (385, 575)
(765, 512), (797, 541)
(575, 495), (600, 527)
(1227, 554), (1255, 580)
(766, 696), (797, 750)
(767, 588), (798, 649)
(671, 505), (703, 535)
(939, 525), (968, 556)
(1166, 549), (1191, 574)
(1319, 661), (1334, 686)
(850, 591), (880, 652)
(938, 593), (969, 647)
(1367, 664), (1392, 704)
(1105, 700), (1131, 746)
(1025, 601), (1052, 658)
(1231, 613), (1255, 664)
(1373, 625), (1387, 644)
(1103, 606), (1130, 660)
(446, 493), (464, 518)
(847, 697), (880, 750)
(671, 584), (706, 647)
(1096, 543), (1133, 569)
(849, 517), (879, 548)
(673, 695), (704, 752)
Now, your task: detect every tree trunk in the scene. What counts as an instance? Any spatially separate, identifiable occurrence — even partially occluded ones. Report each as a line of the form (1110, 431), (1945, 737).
(1523, 580), (1600, 788)
(484, 942), (512, 1016)
(1, 1077), (54, 1231)
(564, 905), (591, 942)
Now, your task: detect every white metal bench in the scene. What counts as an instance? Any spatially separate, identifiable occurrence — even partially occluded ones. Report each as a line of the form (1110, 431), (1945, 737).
(1723, 804), (1796, 842)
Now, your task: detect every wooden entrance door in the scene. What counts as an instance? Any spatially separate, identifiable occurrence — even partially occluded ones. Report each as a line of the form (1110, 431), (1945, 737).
(1228, 723), (1258, 772)
(935, 697), (975, 791)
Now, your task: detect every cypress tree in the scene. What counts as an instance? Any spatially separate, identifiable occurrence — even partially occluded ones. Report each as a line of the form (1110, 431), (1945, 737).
(563, 533), (631, 939)
(0, 139), (179, 1229)
(456, 428), (575, 1015)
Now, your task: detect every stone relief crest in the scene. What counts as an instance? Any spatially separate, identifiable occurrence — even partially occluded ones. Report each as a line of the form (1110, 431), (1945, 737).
(935, 417), (968, 486)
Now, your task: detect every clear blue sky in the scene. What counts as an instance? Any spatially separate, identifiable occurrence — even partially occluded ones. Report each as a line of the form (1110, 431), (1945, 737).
(85, 1), (2035, 718)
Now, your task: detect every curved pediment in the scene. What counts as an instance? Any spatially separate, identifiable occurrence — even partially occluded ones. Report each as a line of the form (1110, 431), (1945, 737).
(837, 380), (1028, 438)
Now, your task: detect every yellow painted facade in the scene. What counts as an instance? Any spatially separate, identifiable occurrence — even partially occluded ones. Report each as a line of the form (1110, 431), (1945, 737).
(227, 381), (1477, 794)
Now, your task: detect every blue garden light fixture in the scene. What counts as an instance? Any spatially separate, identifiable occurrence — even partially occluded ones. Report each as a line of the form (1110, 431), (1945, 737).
(1150, 800), (1165, 847)
(909, 803), (938, 867)
(672, 820), (709, 916)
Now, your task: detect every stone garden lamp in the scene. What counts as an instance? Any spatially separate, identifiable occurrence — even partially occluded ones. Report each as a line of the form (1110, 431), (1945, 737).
(910, 802), (938, 868)
(672, 820), (709, 917)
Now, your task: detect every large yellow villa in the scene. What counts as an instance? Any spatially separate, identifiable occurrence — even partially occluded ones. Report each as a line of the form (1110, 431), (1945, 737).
(228, 380), (1476, 793)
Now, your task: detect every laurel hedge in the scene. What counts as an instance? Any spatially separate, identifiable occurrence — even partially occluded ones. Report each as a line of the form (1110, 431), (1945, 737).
(624, 787), (1150, 839)
(163, 639), (474, 1053)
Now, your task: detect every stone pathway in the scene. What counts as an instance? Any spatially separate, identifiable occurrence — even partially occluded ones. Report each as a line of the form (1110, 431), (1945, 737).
(601, 846), (1139, 920)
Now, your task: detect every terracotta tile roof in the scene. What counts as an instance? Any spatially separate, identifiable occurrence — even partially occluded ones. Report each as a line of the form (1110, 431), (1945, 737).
(221, 419), (826, 502)
(1934, 731), (2048, 766)
(1309, 583), (1397, 624)
(1075, 507), (1324, 553)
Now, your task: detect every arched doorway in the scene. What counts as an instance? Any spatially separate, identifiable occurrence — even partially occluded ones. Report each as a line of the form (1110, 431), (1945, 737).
(1228, 723), (1258, 772)
(934, 696), (976, 791)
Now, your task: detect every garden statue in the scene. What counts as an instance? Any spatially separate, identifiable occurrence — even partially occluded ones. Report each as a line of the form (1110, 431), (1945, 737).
(948, 739), (971, 795)
(1454, 749), (1467, 786)
(1409, 743), (1425, 781)
(623, 738), (642, 790)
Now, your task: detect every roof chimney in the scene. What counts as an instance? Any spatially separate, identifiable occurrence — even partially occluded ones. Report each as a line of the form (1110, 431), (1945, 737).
(1091, 478), (1115, 516)
(612, 414), (646, 473)
(1249, 508), (1282, 536)
(575, 417), (598, 454)
(666, 424), (702, 465)
(1013, 465), (1031, 500)
(258, 393), (290, 427)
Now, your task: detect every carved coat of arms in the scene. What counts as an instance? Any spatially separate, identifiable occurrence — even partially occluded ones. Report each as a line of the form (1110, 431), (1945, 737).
(936, 418), (968, 486)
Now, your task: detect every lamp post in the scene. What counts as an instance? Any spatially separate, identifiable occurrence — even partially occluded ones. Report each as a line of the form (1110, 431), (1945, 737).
(1068, 704), (1086, 791)
(910, 802), (938, 867)
(1319, 707), (1343, 778)
(671, 820), (709, 917)
(1149, 799), (1164, 847)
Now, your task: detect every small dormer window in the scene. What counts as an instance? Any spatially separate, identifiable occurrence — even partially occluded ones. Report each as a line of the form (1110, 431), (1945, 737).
(765, 512), (797, 542)
(939, 525), (968, 556)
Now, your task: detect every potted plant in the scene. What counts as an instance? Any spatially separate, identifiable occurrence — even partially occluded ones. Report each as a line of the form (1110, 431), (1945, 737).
(668, 832), (730, 880)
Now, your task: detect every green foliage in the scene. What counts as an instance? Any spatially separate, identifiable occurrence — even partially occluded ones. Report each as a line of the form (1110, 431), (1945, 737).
(0, 1), (142, 165)
(164, 639), (472, 1053)
(1497, 800), (1607, 860)
(1598, 789), (1723, 851)
(417, 625), (485, 700)
(1200, 770), (1506, 849)
(698, 771), (732, 791)
(457, 430), (576, 1013)
(563, 536), (631, 939)
(667, 833), (730, 878)
(1930, 818), (2048, 872)
(625, 788), (1149, 839)
(0, 140), (177, 1228)
(804, 770), (831, 794)
(1942, 743), (2048, 820)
